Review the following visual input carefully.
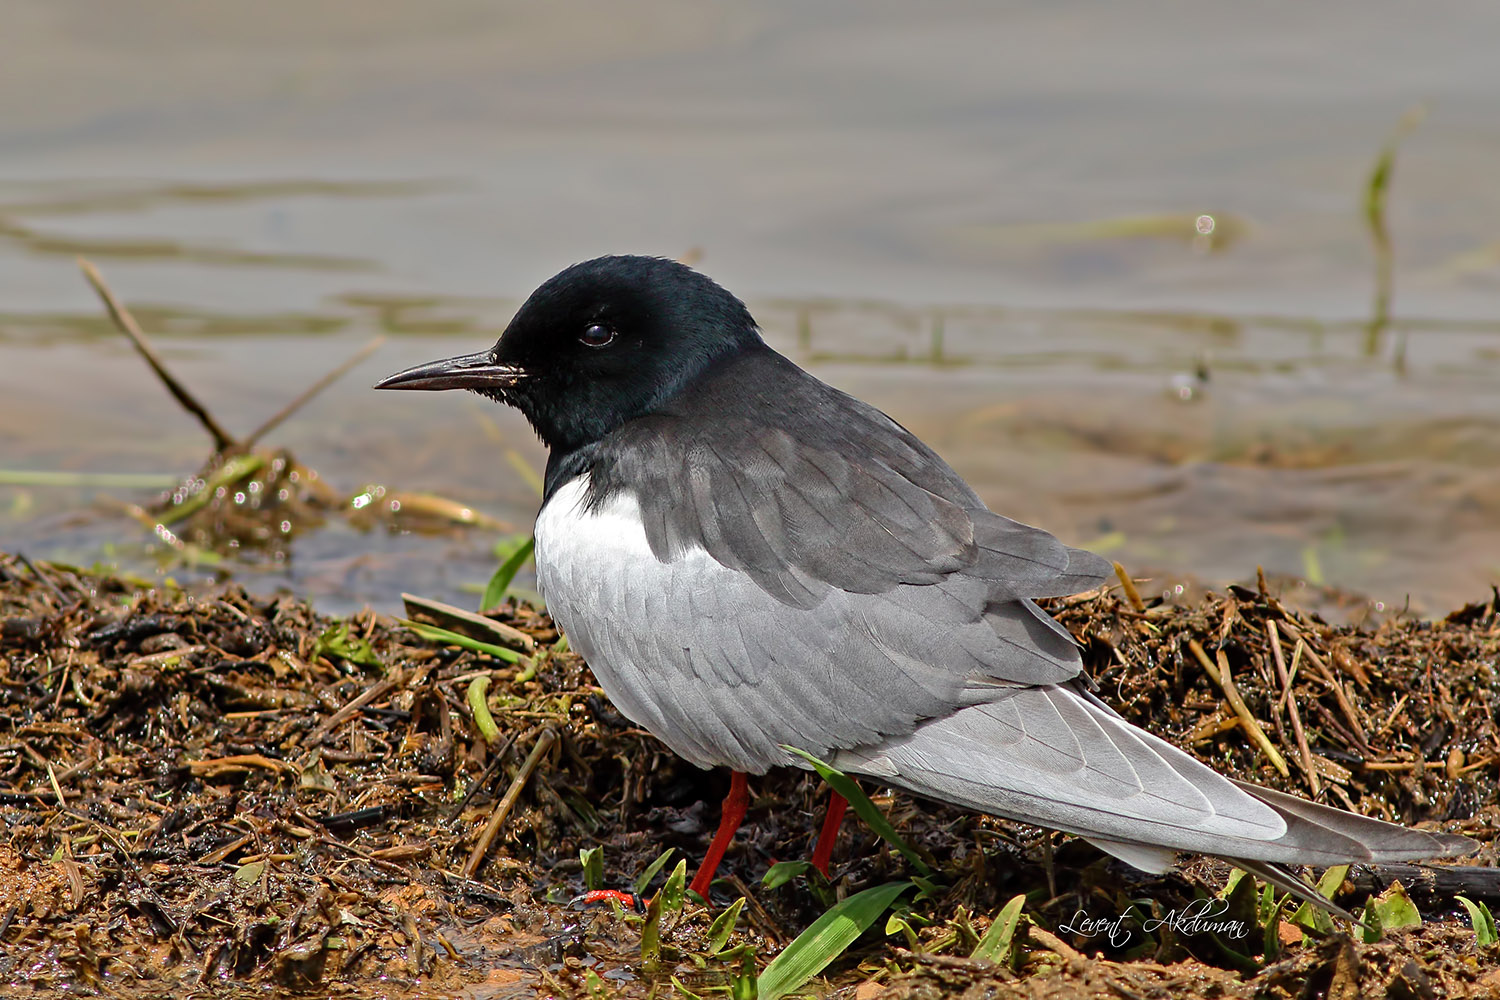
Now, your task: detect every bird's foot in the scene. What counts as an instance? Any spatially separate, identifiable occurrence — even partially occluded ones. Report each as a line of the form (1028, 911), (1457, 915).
(570, 889), (648, 913)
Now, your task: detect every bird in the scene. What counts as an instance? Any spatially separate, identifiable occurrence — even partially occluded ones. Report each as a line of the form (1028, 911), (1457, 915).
(376, 254), (1472, 912)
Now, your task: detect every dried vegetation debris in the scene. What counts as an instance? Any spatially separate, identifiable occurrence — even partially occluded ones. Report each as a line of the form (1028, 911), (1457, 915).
(0, 552), (1495, 998)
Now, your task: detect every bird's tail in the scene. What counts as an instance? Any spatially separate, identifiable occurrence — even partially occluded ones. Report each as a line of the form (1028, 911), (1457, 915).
(832, 684), (1474, 914)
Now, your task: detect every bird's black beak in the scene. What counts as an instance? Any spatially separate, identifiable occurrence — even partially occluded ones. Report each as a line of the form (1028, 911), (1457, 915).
(374, 350), (528, 392)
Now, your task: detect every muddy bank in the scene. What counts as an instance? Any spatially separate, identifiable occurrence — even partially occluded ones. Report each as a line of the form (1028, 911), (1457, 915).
(0, 554), (1495, 998)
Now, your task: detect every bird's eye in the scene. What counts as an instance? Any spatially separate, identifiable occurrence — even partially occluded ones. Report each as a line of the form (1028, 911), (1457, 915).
(579, 323), (616, 348)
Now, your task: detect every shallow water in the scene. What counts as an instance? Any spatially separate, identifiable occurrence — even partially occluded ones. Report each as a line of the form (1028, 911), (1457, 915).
(3, 1), (1498, 615)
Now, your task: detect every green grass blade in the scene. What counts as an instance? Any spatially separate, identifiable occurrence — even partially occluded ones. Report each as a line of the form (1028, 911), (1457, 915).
(632, 847), (677, 896)
(482, 536), (535, 612)
(402, 620), (522, 663)
(659, 858), (688, 915)
(970, 893), (1026, 966)
(640, 892), (663, 971)
(0, 469), (179, 488)
(757, 880), (914, 1000)
(782, 746), (931, 876)
(762, 860), (813, 890)
(707, 897), (747, 956)
(1291, 864), (1349, 936)
(1456, 895), (1499, 947)
(580, 846), (604, 892)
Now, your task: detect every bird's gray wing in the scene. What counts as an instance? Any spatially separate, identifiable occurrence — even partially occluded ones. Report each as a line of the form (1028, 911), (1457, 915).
(536, 480), (1084, 773)
(598, 392), (1110, 611)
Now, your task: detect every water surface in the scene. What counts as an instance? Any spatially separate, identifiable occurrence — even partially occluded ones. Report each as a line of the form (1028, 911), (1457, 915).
(3, 1), (1498, 614)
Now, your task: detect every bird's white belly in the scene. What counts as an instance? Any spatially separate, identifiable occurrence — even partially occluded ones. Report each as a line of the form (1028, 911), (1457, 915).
(533, 474), (769, 769)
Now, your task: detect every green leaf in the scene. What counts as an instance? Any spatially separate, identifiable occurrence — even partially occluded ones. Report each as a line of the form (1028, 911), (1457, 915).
(579, 846), (604, 892)
(670, 977), (706, 1000)
(313, 622), (379, 666)
(234, 860), (266, 885)
(1291, 864), (1349, 937)
(583, 968), (610, 999)
(707, 897), (747, 956)
(482, 536), (535, 612)
(403, 620), (521, 663)
(1259, 883), (1287, 960)
(781, 746), (932, 877)
(640, 892), (664, 971)
(659, 858), (688, 915)
(910, 875), (944, 902)
(732, 948), (757, 1000)
(762, 860), (813, 890)
(1456, 896), (1499, 947)
(1367, 879), (1422, 940)
(884, 911), (920, 951)
(757, 880), (914, 1000)
(970, 893), (1026, 967)
(633, 847), (677, 896)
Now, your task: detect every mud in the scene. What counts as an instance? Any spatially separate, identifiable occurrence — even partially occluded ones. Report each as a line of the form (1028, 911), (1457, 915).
(0, 554), (1495, 997)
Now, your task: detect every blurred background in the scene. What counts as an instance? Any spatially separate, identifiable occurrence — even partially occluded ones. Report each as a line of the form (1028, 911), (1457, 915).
(2, 0), (1498, 617)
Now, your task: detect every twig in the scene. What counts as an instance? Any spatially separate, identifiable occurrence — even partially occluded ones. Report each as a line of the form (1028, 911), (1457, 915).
(462, 726), (557, 878)
(1027, 926), (1087, 970)
(1184, 711), (1241, 744)
(1268, 624), (1319, 796)
(1347, 862), (1500, 906)
(1188, 639), (1290, 777)
(186, 754), (298, 777)
(1277, 621), (1369, 752)
(243, 335), (386, 448)
(1113, 562), (1146, 613)
(309, 676), (401, 746)
(14, 553), (68, 604)
(78, 257), (238, 452)
(726, 872), (789, 947)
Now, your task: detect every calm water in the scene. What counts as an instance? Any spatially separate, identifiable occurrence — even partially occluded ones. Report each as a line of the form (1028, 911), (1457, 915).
(3, 1), (1498, 615)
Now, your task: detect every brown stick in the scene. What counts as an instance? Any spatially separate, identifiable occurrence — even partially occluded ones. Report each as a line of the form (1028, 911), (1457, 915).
(1268, 624), (1320, 796)
(1347, 863), (1500, 907)
(1188, 639), (1290, 777)
(78, 257), (238, 452)
(1113, 561), (1146, 613)
(309, 676), (401, 746)
(243, 335), (386, 447)
(463, 726), (557, 878)
(1278, 620), (1369, 752)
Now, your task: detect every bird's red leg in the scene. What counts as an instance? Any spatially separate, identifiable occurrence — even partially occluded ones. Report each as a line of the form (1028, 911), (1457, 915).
(809, 789), (849, 878)
(689, 770), (749, 900)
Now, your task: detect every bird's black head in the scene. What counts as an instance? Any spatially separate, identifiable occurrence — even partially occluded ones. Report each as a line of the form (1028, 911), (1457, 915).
(376, 255), (761, 452)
